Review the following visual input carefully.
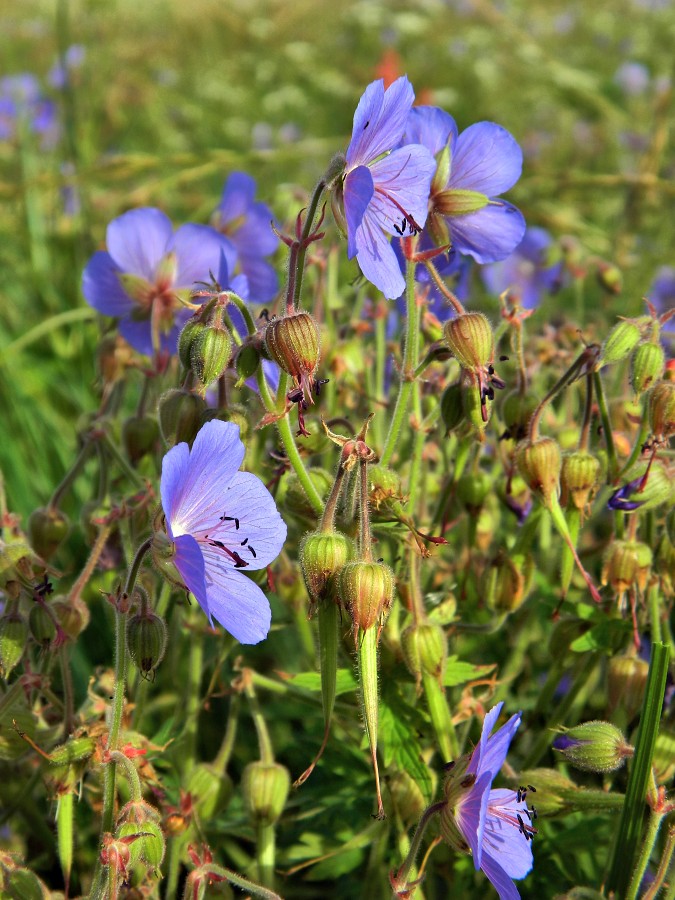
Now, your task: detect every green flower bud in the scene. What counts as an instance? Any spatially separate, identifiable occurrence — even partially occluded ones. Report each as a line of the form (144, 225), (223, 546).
(440, 382), (465, 433)
(117, 819), (166, 870)
(178, 316), (207, 369)
(595, 260), (623, 294)
(456, 470), (492, 513)
(631, 341), (665, 394)
(615, 461), (673, 512)
(501, 389), (537, 440)
(300, 530), (353, 604)
(516, 437), (562, 504)
(5, 867), (47, 900)
(28, 506), (70, 560)
(648, 381), (675, 439)
(0, 610), (28, 677)
(235, 343), (261, 381)
(598, 319), (641, 368)
(483, 550), (533, 614)
(553, 721), (633, 772)
(52, 596), (90, 640)
(653, 728), (675, 783)
(127, 609), (168, 678)
(242, 760), (290, 825)
(264, 312), (320, 390)
(515, 768), (581, 816)
(443, 313), (494, 372)
(122, 416), (160, 464)
(607, 654), (649, 722)
(187, 763), (233, 820)
(202, 402), (250, 440)
(401, 622), (447, 684)
(158, 388), (206, 447)
(338, 560), (394, 633)
(602, 540), (652, 596)
(191, 323), (233, 386)
(561, 451), (601, 511)
(29, 603), (56, 648)
(48, 734), (96, 766)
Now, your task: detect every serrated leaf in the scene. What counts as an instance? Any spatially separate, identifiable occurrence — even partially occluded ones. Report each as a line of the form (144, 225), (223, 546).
(443, 655), (495, 688)
(379, 693), (433, 803)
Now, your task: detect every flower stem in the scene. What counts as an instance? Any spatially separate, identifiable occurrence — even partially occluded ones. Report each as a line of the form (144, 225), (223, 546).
(643, 823), (675, 900)
(292, 179), (326, 312)
(49, 439), (94, 509)
(391, 801), (445, 893)
(626, 803), (665, 900)
(592, 370), (619, 482)
(358, 624), (384, 819)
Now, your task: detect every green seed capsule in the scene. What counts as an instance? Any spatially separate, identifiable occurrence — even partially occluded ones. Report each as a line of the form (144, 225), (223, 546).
(401, 622), (447, 684)
(158, 388), (206, 447)
(443, 312), (494, 371)
(28, 506), (70, 560)
(338, 560), (394, 633)
(631, 341), (665, 394)
(300, 530), (353, 604)
(561, 451), (601, 511)
(29, 603), (57, 648)
(264, 312), (320, 386)
(599, 319), (641, 368)
(516, 437), (562, 504)
(242, 761), (290, 825)
(0, 611), (28, 677)
(122, 416), (160, 464)
(440, 382), (465, 433)
(191, 323), (233, 386)
(127, 610), (168, 678)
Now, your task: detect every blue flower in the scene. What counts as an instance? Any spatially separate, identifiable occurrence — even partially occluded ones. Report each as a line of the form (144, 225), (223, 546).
(82, 208), (237, 356)
(648, 265), (675, 333)
(212, 172), (280, 304)
(403, 106), (526, 264)
(340, 77), (436, 299)
(159, 420), (286, 644)
(481, 227), (564, 308)
(393, 234), (472, 318)
(48, 45), (86, 90)
(443, 703), (534, 900)
(0, 74), (59, 148)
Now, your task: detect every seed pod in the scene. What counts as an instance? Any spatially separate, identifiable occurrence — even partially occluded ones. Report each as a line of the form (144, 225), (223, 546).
(52, 596), (91, 640)
(235, 343), (261, 381)
(440, 382), (464, 433)
(191, 323), (233, 386)
(553, 721), (633, 772)
(127, 609), (168, 678)
(401, 622), (447, 684)
(561, 451), (601, 511)
(648, 381), (675, 439)
(368, 465), (402, 508)
(338, 560), (394, 633)
(0, 610), (28, 677)
(29, 603), (56, 648)
(631, 341), (665, 394)
(443, 313), (494, 371)
(264, 312), (320, 387)
(242, 761), (290, 825)
(187, 763), (233, 820)
(456, 470), (492, 513)
(602, 540), (652, 595)
(117, 820), (166, 870)
(599, 319), (641, 368)
(300, 530), (353, 604)
(28, 506), (70, 560)
(178, 317), (207, 370)
(607, 654), (649, 722)
(501, 389), (537, 440)
(158, 388), (206, 447)
(483, 551), (533, 614)
(122, 416), (160, 464)
(596, 260), (623, 295)
(516, 437), (562, 504)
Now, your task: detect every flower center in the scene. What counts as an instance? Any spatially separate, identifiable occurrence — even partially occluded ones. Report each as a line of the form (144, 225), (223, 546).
(202, 512), (259, 569)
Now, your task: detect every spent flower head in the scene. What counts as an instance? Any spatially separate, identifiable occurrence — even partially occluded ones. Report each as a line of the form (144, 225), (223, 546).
(157, 419), (286, 644)
(82, 208), (237, 356)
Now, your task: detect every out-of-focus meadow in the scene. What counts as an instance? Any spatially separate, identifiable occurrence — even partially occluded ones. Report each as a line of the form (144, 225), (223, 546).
(1, 1), (674, 898)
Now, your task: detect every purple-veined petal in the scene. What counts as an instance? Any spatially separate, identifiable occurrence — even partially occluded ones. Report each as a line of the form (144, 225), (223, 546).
(232, 203), (280, 258)
(81, 251), (135, 316)
(368, 145), (436, 235)
(173, 532), (209, 616)
(160, 439), (191, 539)
(118, 317), (182, 357)
(172, 225), (236, 289)
(206, 471), (287, 570)
(449, 201), (526, 264)
(484, 790), (534, 879)
(450, 122), (523, 196)
(218, 171), (257, 222)
(480, 851), (523, 900)
(239, 257), (277, 304)
(107, 208), (173, 281)
(404, 105), (458, 156)
(480, 713), (522, 779)
(468, 702), (504, 776)
(455, 771), (492, 867)
(198, 560), (271, 644)
(161, 420), (245, 536)
(346, 76), (414, 168)
(344, 165), (375, 258)
(354, 214), (405, 299)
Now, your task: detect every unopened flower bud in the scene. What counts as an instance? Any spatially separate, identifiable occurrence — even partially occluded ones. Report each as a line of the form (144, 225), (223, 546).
(122, 416), (160, 465)
(29, 603), (56, 648)
(456, 471), (491, 513)
(440, 382), (464, 433)
(648, 382), (675, 439)
(484, 550), (533, 614)
(127, 609), (168, 678)
(631, 341), (665, 394)
(28, 506), (70, 560)
(401, 622), (447, 684)
(339, 560), (394, 632)
(5, 866), (48, 900)
(516, 437), (562, 503)
(501, 389), (537, 440)
(178, 317), (207, 369)
(443, 313), (494, 371)
(48, 734), (96, 766)
(235, 343), (261, 381)
(601, 540), (652, 595)
(191, 323), (233, 387)
(158, 388), (206, 447)
(242, 761), (290, 825)
(300, 530), (353, 604)
(187, 763), (233, 820)
(0, 610), (28, 676)
(264, 312), (320, 396)
(561, 451), (601, 510)
(553, 721), (633, 772)
(598, 319), (641, 368)
(607, 654), (649, 722)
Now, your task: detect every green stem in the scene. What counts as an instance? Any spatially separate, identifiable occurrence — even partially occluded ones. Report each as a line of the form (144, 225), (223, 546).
(644, 824), (675, 900)
(422, 672), (457, 762)
(626, 805), (665, 900)
(648, 580), (663, 645)
(358, 625), (384, 818)
(592, 371), (619, 482)
(49, 439), (94, 509)
(245, 676), (275, 765)
(275, 413), (323, 516)
(391, 801), (445, 892)
(214, 693), (241, 772)
(257, 822), (276, 888)
(292, 179), (326, 311)
(182, 624), (204, 778)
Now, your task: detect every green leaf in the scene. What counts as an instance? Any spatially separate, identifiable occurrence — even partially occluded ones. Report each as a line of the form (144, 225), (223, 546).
(288, 668), (357, 696)
(443, 655), (495, 688)
(569, 618), (630, 653)
(379, 691), (433, 803)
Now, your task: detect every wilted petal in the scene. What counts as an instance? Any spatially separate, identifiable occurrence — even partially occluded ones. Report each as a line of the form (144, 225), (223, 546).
(199, 560), (271, 644)
(450, 201), (526, 264)
(172, 224), (236, 289)
(345, 165), (374, 258)
(451, 122), (523, 196)
(404, 105), (458, 156)
(107, 208), (173, 281)
(82, 251), (135, 316)
(347, 76), (414, 167)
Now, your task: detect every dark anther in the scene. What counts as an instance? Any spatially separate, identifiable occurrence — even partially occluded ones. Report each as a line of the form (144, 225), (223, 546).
(377, 557), (384, 563)
(210, 539), (226, 550)
(394, 221), (404, 236)
(220, 515), (240, 529)
(527, 784), (536, 793)
(231, 551), (249, 568)
(442, 760), (456, 772)
(532, 806), (538, 819)
(488, 364), (495, 375)
(247, 546), (257, 558)
(516, 813), (525, 834)
(241, 538), (248, 546)
(460, 773), (477, 789)
(363, 120), (370, 129)
(288, 387), (304, 404)
(313, 377), (330, 397)
(486, 386), (495, 401)
(259, 308), (270, 322)
(500, 354), (510, 361)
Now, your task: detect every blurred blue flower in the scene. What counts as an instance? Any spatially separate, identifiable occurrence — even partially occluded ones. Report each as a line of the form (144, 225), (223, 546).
(340, 76), (436, 299)
(449, 702), (534, 900)
(82, 208), (236, 356)
(403, 106), (526, 264)
(213, 172), (280, 304)
(613, 61), (650, 97)
(0, 74), (59, 147)
(648, 265), (675, 333)
(481, 227), (564, 308)
(48, 45), (86, 90)
(160, 420), (286, 644)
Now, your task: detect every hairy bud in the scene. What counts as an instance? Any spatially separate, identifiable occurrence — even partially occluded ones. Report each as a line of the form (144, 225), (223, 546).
(553, 721), (633, 772)
(264, 312), (320, 399)
(0, 610), (28, 676)
(338, 560), (394, 633)
(158, 388), (206, 447)
(300, 530), (353, 604)
(443, 313), (494, 371)
(242, 761), (290, 825)
(648, 381), (675, 439)
(127, 609), (168, 678)
(401, 622), (447, 685)
(561, 451), (601, 511)
(598, 319), (641, 368)
(516, 437), (562, 504)
(631, 341), (665, 394)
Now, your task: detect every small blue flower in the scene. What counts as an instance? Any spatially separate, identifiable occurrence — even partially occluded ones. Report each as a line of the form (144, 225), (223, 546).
(607, 476), (647, 512)
(445, 703), (534, 900)
(403, 106), (526, 264)
(82, 208), (237, 356)
(481, 227), (564, 308)
(160, 420), (287, 644)
(213, 172), (280, 304)
(648, 265), (675, 333)
(48, 45), (86, 90)
(341, 76), (436, 299)
(0, 74), (59, 148)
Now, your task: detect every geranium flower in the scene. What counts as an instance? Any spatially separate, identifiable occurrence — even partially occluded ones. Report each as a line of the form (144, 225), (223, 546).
(481, 227), (564, 308)
(441, 703), (534, 900)
(0, 74), (59, 147)
(158, 419), (286, 644)
(648, 265), (675, 334)
(212, 172), (280, 303)
(82, 208), (236, 356)
(403, 106), (526, 264)
(338, 76), (436, 299)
